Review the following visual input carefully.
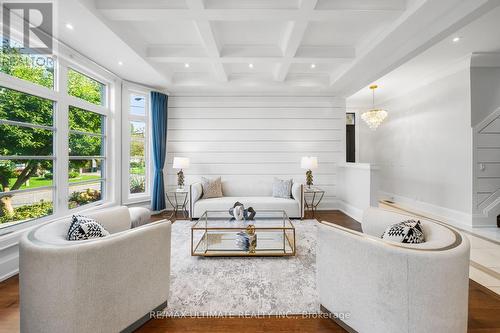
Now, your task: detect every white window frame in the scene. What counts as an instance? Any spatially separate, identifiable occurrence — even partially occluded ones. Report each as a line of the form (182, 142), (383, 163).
(121, 82), (153, 204)
(0, 46), (120, 235)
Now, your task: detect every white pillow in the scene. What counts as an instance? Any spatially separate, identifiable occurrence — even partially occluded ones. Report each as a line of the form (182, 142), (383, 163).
(272, 178), (293, 199)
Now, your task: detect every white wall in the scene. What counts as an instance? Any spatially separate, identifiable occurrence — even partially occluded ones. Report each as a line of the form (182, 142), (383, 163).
(166, 96), (345, 209)
(337, 163), (379, 221)
(353, 68), (473, 225)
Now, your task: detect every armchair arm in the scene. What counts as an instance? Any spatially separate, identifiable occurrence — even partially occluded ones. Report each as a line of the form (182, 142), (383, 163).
(189, 183), (203, 218)
(291, 183), (304, 218)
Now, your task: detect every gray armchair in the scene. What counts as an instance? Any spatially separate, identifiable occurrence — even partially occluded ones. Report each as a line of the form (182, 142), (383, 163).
(19, 206), (171, 333)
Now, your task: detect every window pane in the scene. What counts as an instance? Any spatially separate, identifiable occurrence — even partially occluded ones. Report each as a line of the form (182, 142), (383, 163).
(68, 159), (103, 182)
(69, 134), (103, 157)
(0, 86), (54, 126)
(68, 182), (102, 209)
(130, 121), (145, 139)
(0, 124), (53, 156)
(130, 140), (144, 158)
(129, 158), (145, 194)
(130, 94), (146, 116)
(0, 40), (54, 89)
(69, 106), (103, 134)
(0, 189), (53, 227)
(130, 174), (146, 194)
(68, 69), (105, 106)
(0, 160), (53, 192)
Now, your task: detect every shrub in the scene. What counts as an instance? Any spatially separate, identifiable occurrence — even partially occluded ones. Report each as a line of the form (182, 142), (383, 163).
(0, 200), (53, 224)
(130, 175), (145, 194)
(43, 172), (53, 180)
(68, 188), (101, 208)
(68, 170), (80, 179)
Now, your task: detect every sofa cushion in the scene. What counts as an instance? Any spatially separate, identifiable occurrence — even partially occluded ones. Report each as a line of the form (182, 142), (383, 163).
(272, 178), (292, 199)
(381, 220), (425, 244)
(193, 196), (300, 218)
(67, 215), (110, 241)
(129, 207), (151, 228)
(201, 176), (223, 199)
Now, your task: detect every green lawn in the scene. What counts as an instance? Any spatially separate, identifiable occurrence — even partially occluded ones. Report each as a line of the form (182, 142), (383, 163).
(8, 174), (101, 190)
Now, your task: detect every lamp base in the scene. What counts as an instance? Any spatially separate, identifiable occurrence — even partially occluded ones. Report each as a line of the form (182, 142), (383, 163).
(306, 169), (313, 188)
(177, 169), (184, 189)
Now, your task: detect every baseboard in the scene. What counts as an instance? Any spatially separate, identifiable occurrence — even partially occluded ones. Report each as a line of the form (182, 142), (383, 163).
(335, 200), (363, 222)
(0, 230), (23, 283)
(0, 267), (18, 282)
(378, 191), (476, 228)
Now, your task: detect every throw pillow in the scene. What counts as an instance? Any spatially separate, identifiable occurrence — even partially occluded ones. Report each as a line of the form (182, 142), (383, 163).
(272, 178), (293, 199)
(67, 215), (110, 241)
(201, 176), (223, 199)
(381, 220), (425, 244)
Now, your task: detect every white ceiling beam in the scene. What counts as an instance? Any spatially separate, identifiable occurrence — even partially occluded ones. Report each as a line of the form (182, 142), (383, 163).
(148, 56), (352, 64)
(329, 0), (500, 96)
(96, 0), (406, 11)
(274, 0), (317, 81)
(314, 0), (407, 11)
(148, 56), (351, 64)
(186, 0), (228, 82)
(99, 9), (404, 21)
(146, 45), (355, 62)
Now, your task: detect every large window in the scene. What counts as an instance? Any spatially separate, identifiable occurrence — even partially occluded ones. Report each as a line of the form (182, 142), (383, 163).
(68, 105), (105, 209)
(125, 91), (150, 200)
(0, 40), (113, 230)
(0, 87), (55, 226)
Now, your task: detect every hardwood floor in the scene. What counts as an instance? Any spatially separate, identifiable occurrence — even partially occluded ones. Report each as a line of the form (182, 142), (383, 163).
(1, 210), (499, 332)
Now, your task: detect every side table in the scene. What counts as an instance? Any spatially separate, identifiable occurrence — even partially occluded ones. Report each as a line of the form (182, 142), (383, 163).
(304, 187), (325, 218)
(166, 190), (189, 220)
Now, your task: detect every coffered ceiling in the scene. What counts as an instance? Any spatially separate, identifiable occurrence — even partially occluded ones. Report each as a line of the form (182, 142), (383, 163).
(67, 0), (499, 94)
(88, 0), (407, 92)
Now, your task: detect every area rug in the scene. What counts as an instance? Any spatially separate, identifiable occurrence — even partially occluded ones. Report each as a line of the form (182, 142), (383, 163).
(165, 219), (319, 316)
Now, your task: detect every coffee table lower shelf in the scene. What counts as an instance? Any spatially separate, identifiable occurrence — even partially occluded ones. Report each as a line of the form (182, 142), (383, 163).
(191, 230), (296, 257)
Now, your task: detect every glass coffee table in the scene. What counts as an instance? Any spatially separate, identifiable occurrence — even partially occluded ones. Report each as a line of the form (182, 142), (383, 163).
(191, 210), (296, 257)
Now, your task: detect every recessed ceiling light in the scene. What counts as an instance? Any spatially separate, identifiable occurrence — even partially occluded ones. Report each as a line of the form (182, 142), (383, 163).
(248, 63), (254, 69)
(184, 63), (190, 68)
(311, 63), (316, 69)
(452, 36), (461, 43)
(65, 23), (74, 30)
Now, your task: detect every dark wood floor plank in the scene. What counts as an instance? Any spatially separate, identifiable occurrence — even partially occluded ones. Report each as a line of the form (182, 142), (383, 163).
(1, 210), (499, 332)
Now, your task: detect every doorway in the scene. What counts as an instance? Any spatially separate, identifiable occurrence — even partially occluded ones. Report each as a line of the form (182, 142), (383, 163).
(346, 113), (355, 162)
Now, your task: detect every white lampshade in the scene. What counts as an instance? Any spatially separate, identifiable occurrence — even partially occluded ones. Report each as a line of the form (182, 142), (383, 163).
(173, 157), (190, 169)
(301, 156), (318, 169)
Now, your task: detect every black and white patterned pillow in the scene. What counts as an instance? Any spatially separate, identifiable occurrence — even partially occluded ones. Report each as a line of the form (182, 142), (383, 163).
(381, 220), (425, 244)
(67, 215), (110, 241)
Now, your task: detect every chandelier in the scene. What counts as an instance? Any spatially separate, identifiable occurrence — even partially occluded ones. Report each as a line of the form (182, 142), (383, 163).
(361, 85), (387, 130)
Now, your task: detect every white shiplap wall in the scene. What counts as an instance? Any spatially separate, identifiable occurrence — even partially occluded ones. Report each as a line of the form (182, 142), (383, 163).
(166, 96), (346, 209)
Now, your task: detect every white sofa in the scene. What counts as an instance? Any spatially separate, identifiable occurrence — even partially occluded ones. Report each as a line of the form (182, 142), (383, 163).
(19, 206), (171, 333)
(317, 207), (470, 333)
(189, 180), (304, 219)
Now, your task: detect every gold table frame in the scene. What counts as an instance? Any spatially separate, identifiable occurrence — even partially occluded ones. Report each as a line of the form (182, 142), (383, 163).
(191, 210), (296, 257)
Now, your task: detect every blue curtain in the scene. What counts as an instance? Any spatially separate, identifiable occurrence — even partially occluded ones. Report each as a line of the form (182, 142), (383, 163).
(150, 91), (168, 211)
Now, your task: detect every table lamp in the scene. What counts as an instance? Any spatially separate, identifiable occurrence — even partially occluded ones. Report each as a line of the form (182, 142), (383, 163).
(301, 156), (318, 188)
(173, 157), (190, 190)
